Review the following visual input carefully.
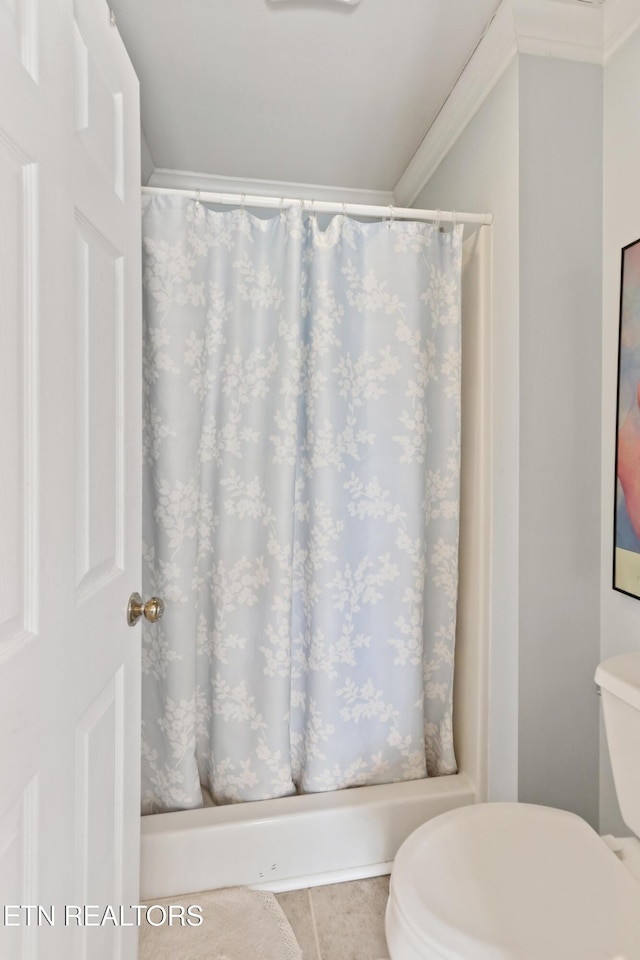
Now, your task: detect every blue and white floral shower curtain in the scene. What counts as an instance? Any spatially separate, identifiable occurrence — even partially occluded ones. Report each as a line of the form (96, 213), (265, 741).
(141, 194), (462, 813)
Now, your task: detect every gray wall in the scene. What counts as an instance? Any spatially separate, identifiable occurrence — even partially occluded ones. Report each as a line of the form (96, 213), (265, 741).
(415, 63), (520, 803)
(518, 55), (602, 829)
(600, 26), (640, 835)
(416, 54), (603, 828)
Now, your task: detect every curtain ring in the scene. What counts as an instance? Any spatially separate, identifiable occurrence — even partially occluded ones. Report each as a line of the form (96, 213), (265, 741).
(195, 189), (201, 207)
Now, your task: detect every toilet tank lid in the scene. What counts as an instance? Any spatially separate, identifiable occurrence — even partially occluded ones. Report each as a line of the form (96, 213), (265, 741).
(595, 651), (640, 710)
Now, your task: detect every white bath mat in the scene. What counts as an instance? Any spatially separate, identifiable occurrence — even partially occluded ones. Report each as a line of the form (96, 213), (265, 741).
(138, 887), (302, 960)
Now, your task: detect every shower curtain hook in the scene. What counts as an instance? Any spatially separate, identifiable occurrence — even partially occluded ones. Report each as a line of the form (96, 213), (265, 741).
(195, 189), (201, 208)
(435, 209), (441, 232)
(388, 204), (395, 230)
(452, 210), (458, 231)
(241, 194), (246, 213)
(342, 201), (347, 219)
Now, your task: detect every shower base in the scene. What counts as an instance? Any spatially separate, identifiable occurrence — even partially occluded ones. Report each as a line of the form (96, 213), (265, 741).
(140, 772), (475, 899)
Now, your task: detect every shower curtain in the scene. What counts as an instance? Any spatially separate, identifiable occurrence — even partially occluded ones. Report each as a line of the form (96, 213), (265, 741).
(141, 194), (463, 813)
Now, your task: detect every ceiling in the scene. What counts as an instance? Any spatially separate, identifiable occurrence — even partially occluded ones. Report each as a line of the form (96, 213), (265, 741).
(109, 0), (602, 193)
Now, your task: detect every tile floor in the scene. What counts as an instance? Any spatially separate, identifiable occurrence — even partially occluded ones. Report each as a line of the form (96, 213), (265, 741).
(276, 876), (390, 960)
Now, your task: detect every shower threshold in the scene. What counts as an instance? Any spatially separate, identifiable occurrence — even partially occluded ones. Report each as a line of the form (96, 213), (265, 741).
(140, 771), (475, 899)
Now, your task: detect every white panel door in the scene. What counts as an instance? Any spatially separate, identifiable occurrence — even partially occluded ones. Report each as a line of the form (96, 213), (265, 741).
(0, 1), (142, 958)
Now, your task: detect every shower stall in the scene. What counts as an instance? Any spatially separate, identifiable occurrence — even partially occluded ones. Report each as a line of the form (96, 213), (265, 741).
(138, 194), (491, 900)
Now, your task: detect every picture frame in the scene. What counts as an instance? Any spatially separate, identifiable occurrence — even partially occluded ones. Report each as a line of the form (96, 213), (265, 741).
(614, 237), (640, 597)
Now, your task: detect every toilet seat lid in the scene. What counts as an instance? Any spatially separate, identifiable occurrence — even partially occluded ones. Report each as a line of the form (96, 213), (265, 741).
(390, 802), (640, 960)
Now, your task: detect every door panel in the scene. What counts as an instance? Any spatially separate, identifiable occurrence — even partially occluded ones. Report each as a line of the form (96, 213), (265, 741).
(0, 0), (38, 81)
(74, 669), (126, 960)
(73, 212), (125, 601)
(0, 2), (141, 957)
(0, 134), (37, 655)
(0, 779), (39, 960)
(73, 26), (125, 199)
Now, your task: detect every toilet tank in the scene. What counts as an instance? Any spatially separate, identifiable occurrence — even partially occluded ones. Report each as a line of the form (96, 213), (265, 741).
(595, 652), (640, 838)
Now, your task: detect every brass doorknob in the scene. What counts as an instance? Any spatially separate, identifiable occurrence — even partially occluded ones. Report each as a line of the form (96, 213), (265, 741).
(127, 592), (165, 627)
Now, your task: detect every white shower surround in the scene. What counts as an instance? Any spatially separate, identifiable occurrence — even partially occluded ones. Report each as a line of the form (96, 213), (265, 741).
(140, 229), (491, 900)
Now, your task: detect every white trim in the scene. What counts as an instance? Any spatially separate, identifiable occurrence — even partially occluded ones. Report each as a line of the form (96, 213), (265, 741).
(140, 128), (154, 186)
(515, 0), (603, 63)
(251, 862), (393, 894)
(393, 0), (606, 208)
(456, 229), (492, 805)
(148, 167), (393, 207)
(142, 185), (493, 226)
(604, 0), (640, 62)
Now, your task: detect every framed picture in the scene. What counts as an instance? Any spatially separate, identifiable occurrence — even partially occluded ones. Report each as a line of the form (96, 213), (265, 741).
(614, 237), (640, 597)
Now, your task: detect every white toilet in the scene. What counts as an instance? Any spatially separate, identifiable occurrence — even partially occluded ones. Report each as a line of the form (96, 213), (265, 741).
(386, 651), (640, 959)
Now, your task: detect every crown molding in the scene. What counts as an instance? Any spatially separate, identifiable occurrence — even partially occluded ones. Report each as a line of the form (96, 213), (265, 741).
(148, 168), (393, 206)
(604, 0), (640, 62)
(514, 0), (603, 63)
(394, 0), (606, 208)
(393, 0), (517, 207)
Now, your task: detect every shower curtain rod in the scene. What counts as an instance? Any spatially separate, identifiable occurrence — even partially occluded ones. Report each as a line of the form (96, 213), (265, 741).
(141, 185), (493, 227)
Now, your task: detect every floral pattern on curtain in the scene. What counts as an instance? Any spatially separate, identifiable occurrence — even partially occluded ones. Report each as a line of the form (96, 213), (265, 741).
(141, 194), (463, 812)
